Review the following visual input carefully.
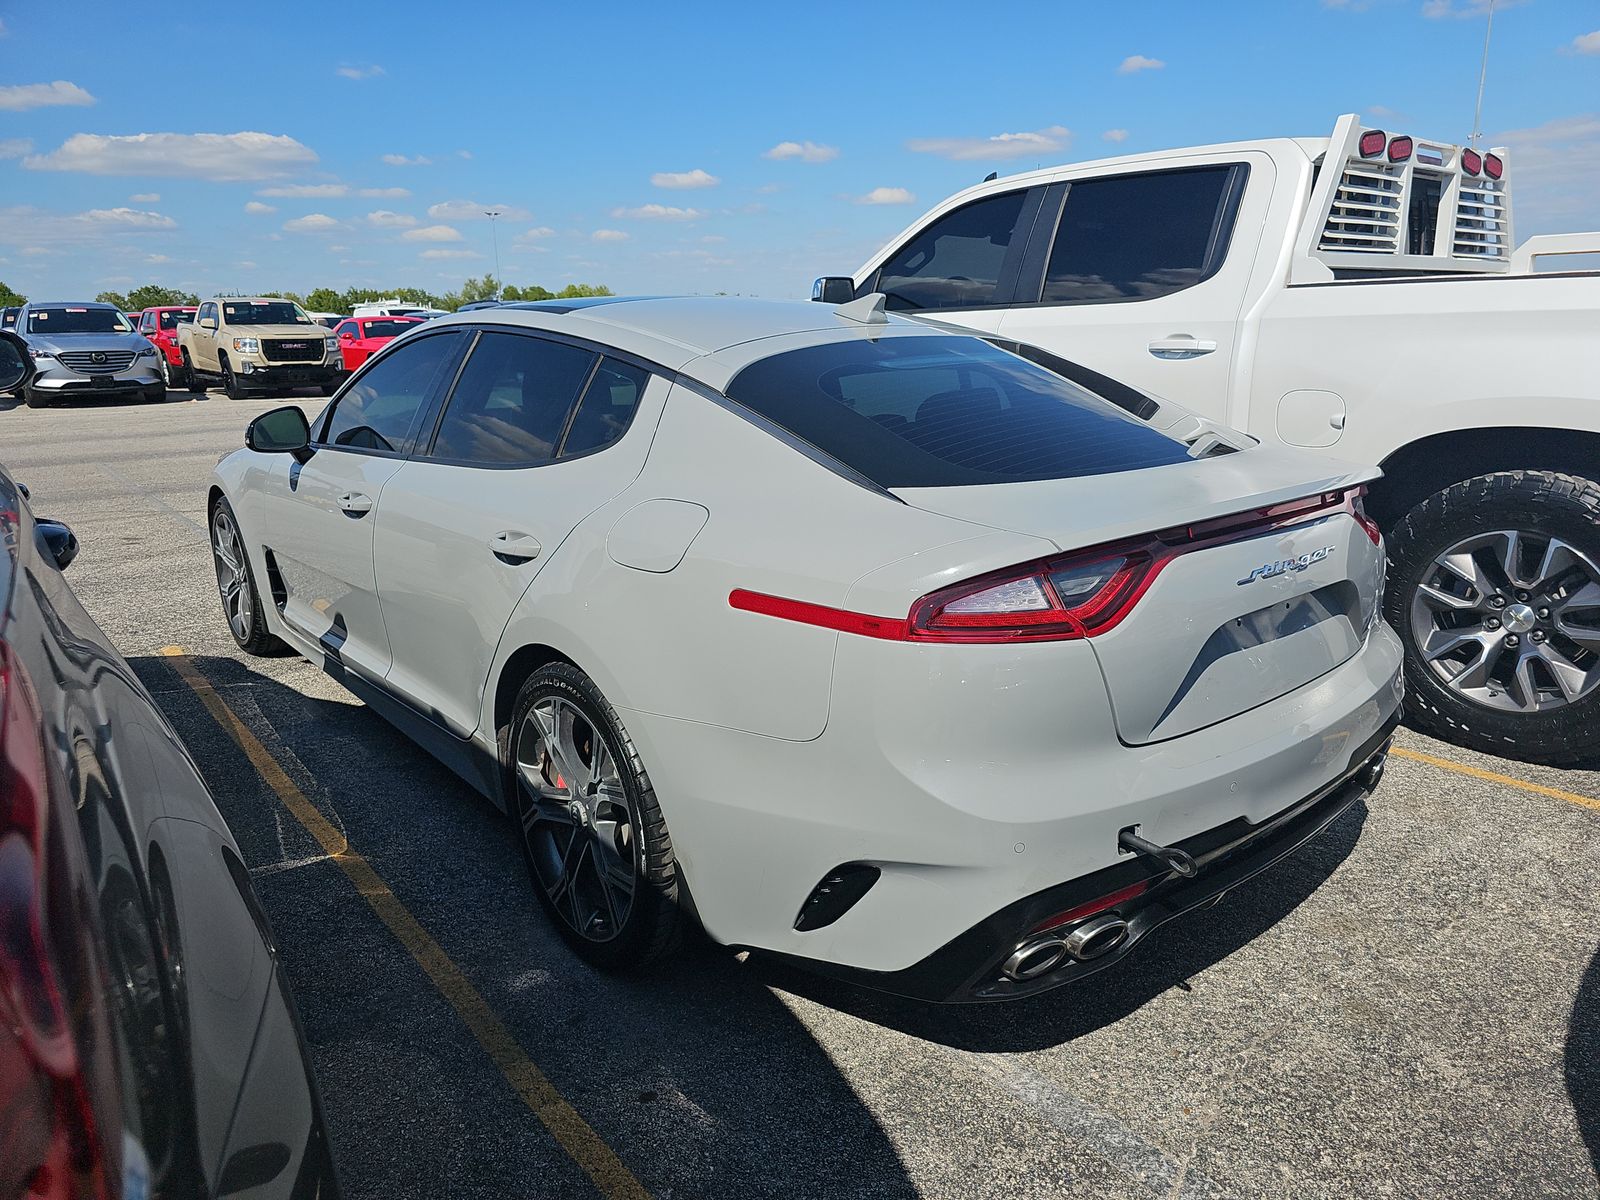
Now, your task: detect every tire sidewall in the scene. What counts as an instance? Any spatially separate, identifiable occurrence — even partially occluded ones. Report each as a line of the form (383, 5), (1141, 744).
(210, 496), (272, 654)
(1387, 471), (1600, 762)
(506, 664), (672, 968)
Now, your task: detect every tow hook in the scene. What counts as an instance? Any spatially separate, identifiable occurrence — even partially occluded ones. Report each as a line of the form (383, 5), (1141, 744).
(1118, 827), (1198, 879)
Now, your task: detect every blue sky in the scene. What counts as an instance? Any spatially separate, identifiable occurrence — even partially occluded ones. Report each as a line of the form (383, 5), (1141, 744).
(1, 0), (1596, 302)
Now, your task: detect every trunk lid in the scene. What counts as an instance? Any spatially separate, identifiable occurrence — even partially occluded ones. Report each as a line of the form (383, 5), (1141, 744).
(894, 452), (1384, 744)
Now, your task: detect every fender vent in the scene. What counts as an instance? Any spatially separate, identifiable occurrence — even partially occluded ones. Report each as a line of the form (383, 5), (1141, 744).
(794, 864), (880, 931)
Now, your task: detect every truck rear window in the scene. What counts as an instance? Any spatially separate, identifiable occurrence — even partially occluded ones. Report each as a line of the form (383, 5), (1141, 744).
(722, 336), (1192, 489)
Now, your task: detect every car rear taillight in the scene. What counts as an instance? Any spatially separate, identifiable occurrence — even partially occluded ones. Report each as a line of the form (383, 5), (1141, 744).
(0, 641), (111, 1200)
(1461, 148), (1482, 176)
(1348, 486), (1382, 546)
(1358, 129), (1386, 157)
(1484, 152), (1504, 180)
(907, 542), (1163, 643)
(1387, 135), (1413, 163)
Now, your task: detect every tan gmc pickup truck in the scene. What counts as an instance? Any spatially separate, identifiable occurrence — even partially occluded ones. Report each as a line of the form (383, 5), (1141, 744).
(176, 296), (342, 398)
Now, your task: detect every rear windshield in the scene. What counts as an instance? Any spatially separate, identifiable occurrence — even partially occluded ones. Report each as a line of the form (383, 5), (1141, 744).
(722, 336), (1192, 488)
(27, 307), (133, 334)
(159, 309), (196, 330)
(224, 301), (313, 326)
(361, 319), (420, 339)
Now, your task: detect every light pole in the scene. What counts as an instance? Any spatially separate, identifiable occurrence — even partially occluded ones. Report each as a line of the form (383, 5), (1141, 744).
(483, 210), (503, 298)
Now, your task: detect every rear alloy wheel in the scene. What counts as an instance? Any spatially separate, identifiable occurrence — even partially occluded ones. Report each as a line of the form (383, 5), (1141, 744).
(508, 664), (682, 969)
(1388, 470), (1600, 763)
(210, 498), (282, 655)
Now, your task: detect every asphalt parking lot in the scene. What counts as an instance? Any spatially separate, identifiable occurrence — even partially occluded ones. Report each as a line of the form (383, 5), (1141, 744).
(5, 387), (1598, 1200)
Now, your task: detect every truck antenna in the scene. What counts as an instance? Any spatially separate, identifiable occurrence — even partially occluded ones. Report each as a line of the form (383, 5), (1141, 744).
(1469, 0), (1497, 149)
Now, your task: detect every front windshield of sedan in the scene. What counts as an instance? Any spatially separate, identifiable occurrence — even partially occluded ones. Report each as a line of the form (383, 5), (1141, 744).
(159, 309), (197, 330)
(224, 301), (313, 326)
(27, 307), (134, 334)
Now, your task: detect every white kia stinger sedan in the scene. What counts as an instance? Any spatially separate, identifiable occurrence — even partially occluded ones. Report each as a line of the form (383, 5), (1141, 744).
(208, 295), (1401, 1001)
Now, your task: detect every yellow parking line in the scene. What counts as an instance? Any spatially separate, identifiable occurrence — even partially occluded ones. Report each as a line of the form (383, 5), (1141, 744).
(1390, 745), (1600, 814)
(159, 647), (652, 1200)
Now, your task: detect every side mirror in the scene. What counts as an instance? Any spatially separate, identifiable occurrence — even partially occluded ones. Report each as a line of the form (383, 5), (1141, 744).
(246, 405), (312, 455)
(339, 330), (355, 340)
(34, 519), (78, 571)
(0, 330), (35, 394)
(200, 316), (218, 330)
(812, 277), (856, 304)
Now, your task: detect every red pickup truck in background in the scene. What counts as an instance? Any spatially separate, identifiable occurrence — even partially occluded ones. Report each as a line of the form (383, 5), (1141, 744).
(136, 305), (199, 381)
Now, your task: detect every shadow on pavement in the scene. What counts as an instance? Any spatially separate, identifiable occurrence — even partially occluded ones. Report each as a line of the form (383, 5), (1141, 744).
(1568, 943), (1600, 1183)
(751, 804), (1365, 1055)
(132, 653), (919, 1200)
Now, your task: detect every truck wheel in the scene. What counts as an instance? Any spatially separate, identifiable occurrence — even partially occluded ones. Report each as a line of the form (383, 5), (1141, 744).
(177, 351), (200, 393)
(221, 358), (248, 400)
(1387, 470), (1600, 764)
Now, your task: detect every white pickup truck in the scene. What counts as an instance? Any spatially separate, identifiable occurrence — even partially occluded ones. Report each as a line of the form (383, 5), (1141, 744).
(814, 114), (1600, 764)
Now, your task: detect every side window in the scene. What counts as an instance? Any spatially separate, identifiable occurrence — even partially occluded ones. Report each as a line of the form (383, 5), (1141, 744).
(559, 358), (649, 458)
(875, 190), (1030, 312)
(334, 321), (355, 339)
(320, 331), (465, 454)
(140, 312), (155, 333)
(199, 302), (216, 324)
(1042, 166), (1238, 305)
(429, 331), (597, 467)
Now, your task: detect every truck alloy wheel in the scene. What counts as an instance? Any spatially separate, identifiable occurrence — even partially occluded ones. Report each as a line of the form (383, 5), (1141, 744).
(1388, 471), (1600, 763)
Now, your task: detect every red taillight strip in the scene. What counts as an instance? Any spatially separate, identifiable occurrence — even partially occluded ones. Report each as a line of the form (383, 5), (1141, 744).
(728, 589), (908, 640)
(731, 485), (1377, 644)
(1029, 880), (1151, 934)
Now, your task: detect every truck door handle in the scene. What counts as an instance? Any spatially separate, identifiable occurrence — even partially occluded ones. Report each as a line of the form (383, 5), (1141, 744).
(1147, 335), (1218, 359)
(338, 491), (374, 515)
(489, 530), (541, 565)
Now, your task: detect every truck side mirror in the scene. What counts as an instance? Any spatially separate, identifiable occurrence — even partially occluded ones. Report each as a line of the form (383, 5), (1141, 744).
(200, 316), (218, 330)
(812, 277), (856, 304)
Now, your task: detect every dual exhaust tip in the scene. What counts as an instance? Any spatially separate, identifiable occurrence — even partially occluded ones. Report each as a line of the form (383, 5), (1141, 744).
(1001, 914), (1129, 981)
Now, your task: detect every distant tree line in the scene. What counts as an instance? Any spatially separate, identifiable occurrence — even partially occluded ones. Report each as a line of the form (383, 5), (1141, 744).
(0, 276), (613, 316)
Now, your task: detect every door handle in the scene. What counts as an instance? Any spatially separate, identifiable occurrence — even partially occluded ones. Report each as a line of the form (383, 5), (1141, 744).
(489, 530), (541, 565)
(1147, 335), (1218, 359)
(338, 491), (374, 515)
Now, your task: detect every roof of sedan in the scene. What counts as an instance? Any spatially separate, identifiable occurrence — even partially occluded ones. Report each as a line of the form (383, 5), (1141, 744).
(431, 295), (944, 382)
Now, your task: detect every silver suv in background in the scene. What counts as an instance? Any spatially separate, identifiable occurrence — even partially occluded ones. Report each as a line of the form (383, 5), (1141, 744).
(16, 300), (165, 408)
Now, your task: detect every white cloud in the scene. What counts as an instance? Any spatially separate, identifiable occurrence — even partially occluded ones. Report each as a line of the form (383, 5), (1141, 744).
(591, 229), (630, 242)
(0, 81), (95, 111)
(367, 210), (417, 228)
(359, 186), (409, 198)
(1102, 128), (1129, 143)
(420, 248), (482, 260)
(244, 201), (277, 215)
(1118, 55), (1165, 74)
(457, 149), (473, 159)
(283, 213), (339, 233)
(425, 199), (530, 221)
(1489, 114), (1600, 229)
(337, 64), (385, 80)
(515, 226), (556, 242)
(763, 140), (838, 163)
(701, 234), (727, 244)
(237, 261), (257, 270)
(26, 131), (316, 180)
(128, 191), (160, 202)
(0, 138), (31, 159)
(401, 224), (463, 242)
(651, 168), (720, 189)
(145, 254), (172, 264)
(381, 153), (431, 166)
(258, 183), (346, 197)
(0, 205), (178, 245)
(855, 187), (916, 206)
(1572, 30), (1600, 54)
(0, 19), (7, 34)
(611, 203), (706, 220)
(1423, 0), (1528, 14)
(908, 125), (1071, 161)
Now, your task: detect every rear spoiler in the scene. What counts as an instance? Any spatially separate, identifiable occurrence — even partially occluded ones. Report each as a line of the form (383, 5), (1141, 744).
(1290, 113), (1513, 283)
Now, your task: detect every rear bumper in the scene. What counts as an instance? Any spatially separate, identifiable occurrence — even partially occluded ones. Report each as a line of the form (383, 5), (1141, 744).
(779, 713), (1396, 1003)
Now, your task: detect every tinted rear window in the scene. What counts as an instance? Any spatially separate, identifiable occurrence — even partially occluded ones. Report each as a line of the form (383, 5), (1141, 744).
(722, 336), (1192, 489)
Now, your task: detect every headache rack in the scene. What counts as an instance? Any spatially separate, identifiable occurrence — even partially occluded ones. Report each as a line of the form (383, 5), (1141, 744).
(1290, 113), (1513, 283)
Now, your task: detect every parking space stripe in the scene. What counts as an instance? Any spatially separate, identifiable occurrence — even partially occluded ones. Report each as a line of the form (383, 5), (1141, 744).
(159, 646), (653, 1200)
(1391, 745), (1600, 813)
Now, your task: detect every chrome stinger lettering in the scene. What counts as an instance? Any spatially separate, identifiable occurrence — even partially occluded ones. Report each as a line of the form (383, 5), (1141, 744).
(1237, 545), (1336, 586)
